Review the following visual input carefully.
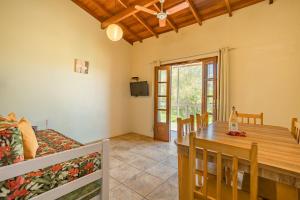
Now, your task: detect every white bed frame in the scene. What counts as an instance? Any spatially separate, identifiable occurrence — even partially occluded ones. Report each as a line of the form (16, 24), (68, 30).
(0, 139), (109, 200)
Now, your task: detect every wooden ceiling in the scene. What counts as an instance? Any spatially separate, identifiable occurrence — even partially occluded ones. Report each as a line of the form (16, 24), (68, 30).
(72, 0), (273, 44)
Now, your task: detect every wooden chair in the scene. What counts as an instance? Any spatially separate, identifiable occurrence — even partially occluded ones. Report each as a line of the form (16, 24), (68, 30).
(291, 118), (300, 144)
(189, 132), (258, 200)
(177, 115), (195, 141)
(196, 113), (209, 131)
(237, 112), (264, 125)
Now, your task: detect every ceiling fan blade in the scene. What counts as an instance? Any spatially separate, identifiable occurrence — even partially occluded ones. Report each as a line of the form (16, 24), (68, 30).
(135, 5), (157, 15)
(159, 18), (167, 27)
(166, 2), (189, 15)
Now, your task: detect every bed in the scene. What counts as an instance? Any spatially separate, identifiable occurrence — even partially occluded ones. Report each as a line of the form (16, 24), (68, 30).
(0, 129), (109, 200)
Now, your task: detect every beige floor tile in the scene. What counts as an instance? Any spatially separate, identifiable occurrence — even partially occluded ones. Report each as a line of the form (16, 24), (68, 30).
(142, 141), (164, 149)
(110, 141), (135, 152)
(146, 181), (179, 200)
(110, 157), (123, 169)
(108, 133), (180, 200)
(110, 164), (141, 183)
(161, 155), (178, 169)
(110, 177), (121, 190)
(130, 140), (149, 145)
(167, 172), (178, 188)
(128, 156), (158, 171)
(124, 172), (164, 196)
(156, 143), (178, 155)
(141, 148), (170, 162)
(129, 145), (149, 155)
(109, 138), (124, 145)
(112, 151), (143, 163)
(109, 184), (144, 200)
(145, 163), (177, 180)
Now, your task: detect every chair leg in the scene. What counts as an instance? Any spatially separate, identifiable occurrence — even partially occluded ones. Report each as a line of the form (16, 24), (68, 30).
(225, 166), (231, 186)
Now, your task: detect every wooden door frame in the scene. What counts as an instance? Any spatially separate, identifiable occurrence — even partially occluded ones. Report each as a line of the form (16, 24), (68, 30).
(154, 56), (218, 141)
(202, 57), (218, 120)
(154, 65), (171, 142)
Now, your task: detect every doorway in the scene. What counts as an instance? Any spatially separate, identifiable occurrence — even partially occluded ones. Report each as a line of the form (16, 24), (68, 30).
(154, 57), (218, 142)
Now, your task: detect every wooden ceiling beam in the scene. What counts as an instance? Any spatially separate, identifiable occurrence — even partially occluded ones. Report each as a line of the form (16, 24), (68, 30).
(118, 23), (142, 43)
(153, 3), (178, 32)
(91, 0), (142, 43)
(118, 0), (158, 38)
(224, 0), (233, 17)
(186, 0), (202, 25)
(72, 0), (102, 21)
(73, 0), (136, 44)
(101, 0), (160, 29)
(73, 0), (269, 43)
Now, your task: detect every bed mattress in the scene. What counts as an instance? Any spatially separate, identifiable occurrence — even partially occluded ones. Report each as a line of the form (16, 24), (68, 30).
(0, 129), (101, 200)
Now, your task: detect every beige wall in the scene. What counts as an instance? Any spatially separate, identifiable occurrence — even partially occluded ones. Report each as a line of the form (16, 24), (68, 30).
(1, 0), (299, 140)
(130, 0), (300, 137)
(0, 0), (131, 143)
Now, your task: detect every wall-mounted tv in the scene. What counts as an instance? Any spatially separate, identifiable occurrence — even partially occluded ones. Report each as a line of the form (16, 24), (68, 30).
(130, 81), (149, 97)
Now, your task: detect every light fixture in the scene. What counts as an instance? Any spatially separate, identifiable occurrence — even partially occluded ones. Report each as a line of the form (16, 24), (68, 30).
(106, 24), (123, 41)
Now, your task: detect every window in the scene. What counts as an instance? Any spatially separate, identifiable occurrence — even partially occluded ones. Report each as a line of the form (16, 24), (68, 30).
(202, 58), (218, 123)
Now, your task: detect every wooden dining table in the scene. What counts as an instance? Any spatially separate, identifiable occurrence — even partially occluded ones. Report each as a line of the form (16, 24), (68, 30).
(175, 122), (300, 200)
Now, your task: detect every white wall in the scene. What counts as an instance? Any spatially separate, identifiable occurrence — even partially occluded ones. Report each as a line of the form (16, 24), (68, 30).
(1, 0), (299, 140)
(130, 0), (300, 137)
(0, 0), (131, 143)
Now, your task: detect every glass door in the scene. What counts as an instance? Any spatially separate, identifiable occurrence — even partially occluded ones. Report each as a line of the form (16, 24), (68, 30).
(171, 63), (202, 132)
(154, 65), (171, 141)
(169, 57), (218, 135)
(202, 57), (218, 123)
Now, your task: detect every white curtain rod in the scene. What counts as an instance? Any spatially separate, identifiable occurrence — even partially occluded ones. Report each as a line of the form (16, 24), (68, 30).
(150, 47), (235, 66)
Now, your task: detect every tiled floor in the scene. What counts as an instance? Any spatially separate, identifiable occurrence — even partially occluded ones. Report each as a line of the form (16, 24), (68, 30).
(109, 133), (179, 200)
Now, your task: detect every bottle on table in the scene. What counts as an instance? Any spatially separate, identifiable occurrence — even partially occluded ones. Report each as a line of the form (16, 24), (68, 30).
(229, 106), (239, 132)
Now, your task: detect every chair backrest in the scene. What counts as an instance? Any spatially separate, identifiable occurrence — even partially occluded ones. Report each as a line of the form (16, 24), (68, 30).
(237, 112), (264, 125)
(196, 113), (209, 131)
(291, 118), (300, 144)
(177, 115), (195, 141)
(189, 132), (258, 200)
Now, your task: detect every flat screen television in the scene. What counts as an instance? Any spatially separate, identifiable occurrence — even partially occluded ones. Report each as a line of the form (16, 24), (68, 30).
(130, 81), (149, 97)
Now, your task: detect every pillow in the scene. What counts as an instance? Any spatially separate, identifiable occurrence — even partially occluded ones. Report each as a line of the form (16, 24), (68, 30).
(7, 112), (17, 122)
(0, 112), (17, 122)
(18, 118), (39, 159)
(0, 119), (18, 131)
(0, 116), (7, 121)
(0, 121), (24, 167)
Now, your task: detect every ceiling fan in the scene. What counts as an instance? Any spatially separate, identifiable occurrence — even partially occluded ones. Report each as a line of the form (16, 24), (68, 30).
(135, 0), (189, 27)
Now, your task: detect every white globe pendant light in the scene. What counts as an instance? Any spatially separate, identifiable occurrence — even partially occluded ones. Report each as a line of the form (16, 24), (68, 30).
(106, 24), (123, 42)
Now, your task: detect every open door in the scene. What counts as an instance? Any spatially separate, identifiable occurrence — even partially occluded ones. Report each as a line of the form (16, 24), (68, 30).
(202, 57), (218, 123)
(154, 65), (171, 142)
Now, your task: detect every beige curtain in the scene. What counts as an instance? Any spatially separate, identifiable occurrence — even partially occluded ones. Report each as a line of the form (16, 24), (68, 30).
(217, 48), (230, 121)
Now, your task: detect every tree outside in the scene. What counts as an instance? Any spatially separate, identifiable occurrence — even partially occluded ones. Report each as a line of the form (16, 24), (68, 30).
(171, 63), (203, 130)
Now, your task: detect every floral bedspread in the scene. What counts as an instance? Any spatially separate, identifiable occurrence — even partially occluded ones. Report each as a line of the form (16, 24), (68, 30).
(0, 130), (101, 200)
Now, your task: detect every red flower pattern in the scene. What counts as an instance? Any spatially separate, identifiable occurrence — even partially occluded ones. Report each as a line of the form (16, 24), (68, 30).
(13, 155), (24, 163)
(0, 146), (10, 159)
(28, 171), (43, 177)
(0, 129), (11, 137)
(8, 189), (28, 200)
(1, 129), (101, 199)
(84, 162), (94, 171)
(51, 164), (62, 172)
(7, 176), (25, 191)
(68, 168), (79, 176)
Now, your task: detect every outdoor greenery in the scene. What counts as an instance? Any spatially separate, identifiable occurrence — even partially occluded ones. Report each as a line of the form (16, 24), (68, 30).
(171, 64), (202, 130)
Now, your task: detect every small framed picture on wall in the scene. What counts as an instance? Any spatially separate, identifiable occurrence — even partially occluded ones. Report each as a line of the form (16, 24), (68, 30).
(74, 59), (89, 74)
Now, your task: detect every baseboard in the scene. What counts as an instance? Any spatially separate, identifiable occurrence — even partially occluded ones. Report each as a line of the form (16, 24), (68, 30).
(128, 132), (154, 139)
(84, 132), (154, 145)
